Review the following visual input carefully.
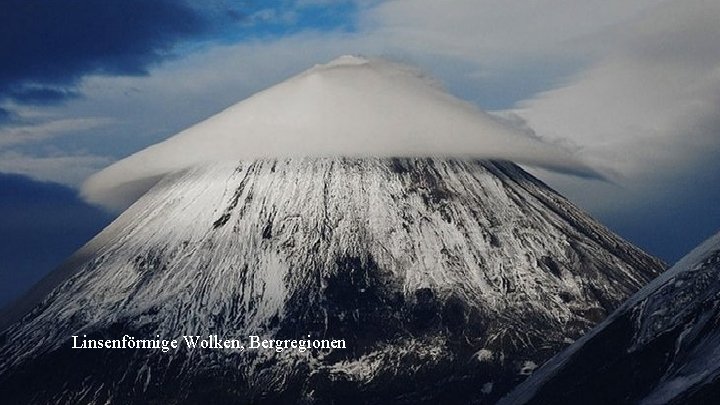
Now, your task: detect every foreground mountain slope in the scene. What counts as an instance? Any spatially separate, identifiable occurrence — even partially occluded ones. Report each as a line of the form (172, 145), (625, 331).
(0, 158), (663, 404)
(500, 230), (720, 405)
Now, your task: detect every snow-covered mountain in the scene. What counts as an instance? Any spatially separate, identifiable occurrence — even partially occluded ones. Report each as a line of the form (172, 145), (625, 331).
(0, 56), (666, 403)
(0, 158), (663, 404)
(500, 230), (720, 405)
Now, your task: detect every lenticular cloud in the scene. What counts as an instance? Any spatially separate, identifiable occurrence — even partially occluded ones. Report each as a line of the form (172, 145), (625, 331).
(82, 55), (593, 210)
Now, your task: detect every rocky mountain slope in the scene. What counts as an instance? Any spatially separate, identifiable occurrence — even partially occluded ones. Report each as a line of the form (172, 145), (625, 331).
(500, 231), (720, 405)
(0, 158), (663, 404)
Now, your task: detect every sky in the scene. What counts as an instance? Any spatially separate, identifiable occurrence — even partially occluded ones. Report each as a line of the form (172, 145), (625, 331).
(1, 0), (719, 308)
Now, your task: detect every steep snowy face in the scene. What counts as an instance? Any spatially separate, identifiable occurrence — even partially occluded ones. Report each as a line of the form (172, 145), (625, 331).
(0, 159), (662, 404)
(81, 55), (595, 210)
(500, 231), (720, 405)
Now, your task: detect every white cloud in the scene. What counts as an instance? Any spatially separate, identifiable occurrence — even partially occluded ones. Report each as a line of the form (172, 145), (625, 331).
(513, 0), (720, 213)
(82, 56), (594, 210)
(0, 117), (112, 148)
(360, 0), (665, 66)
(0, 151), (111, 187)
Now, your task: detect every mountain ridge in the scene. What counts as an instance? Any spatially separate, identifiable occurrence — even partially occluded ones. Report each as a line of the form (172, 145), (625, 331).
(499, 230), (720, 405)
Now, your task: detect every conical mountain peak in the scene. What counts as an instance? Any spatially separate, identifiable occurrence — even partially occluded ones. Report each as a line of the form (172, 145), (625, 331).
(1, 158), (664, 404)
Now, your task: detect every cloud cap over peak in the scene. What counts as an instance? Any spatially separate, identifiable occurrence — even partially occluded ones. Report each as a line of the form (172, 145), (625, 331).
(82, 56), (595, 210)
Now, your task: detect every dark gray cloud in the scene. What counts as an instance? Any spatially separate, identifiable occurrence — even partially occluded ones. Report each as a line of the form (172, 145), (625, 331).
(0, 0), (207, 106)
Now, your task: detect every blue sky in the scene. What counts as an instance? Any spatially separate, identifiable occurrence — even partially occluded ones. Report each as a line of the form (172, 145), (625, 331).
(1, 0), (719, 308)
